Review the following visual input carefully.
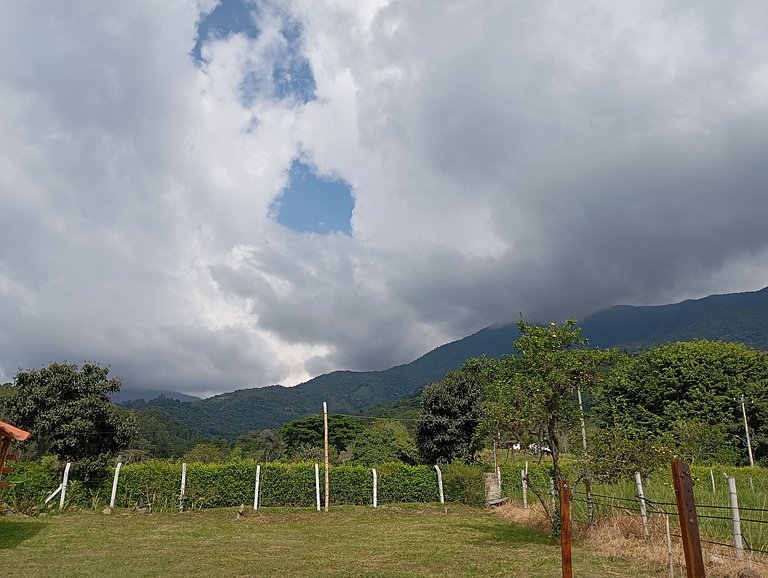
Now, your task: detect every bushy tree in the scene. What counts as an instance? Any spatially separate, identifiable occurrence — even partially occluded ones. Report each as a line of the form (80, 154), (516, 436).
(415, 361), (486, 464)
(349, 419), (418, 466)
(280, 414), (366, 458)
(482, 319), (618, 523)
(594, 340), (768, 465)
(5, 362), (135, 484)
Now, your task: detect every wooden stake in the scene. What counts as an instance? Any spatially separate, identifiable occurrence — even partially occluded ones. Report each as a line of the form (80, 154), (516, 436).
(559, 479), (573, 578)
(323, 402), (329, 513)
(671, 461), (705, 578)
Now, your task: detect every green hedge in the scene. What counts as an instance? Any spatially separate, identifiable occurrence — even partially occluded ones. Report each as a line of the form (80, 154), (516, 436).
(1, 460), (496, 512)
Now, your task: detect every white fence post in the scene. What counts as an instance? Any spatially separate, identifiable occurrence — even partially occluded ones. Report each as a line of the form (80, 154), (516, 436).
(727, 476), (744, 560)
(434, 465), (444, 505)
(179, 462), (187, 512)
(372, 469), (378, 508)
(110, 462), (122, 508)
(664, 513), (674, 578)
(315, 463), (321, 512)
(634, 472), (649, 537)
(253, 464), (261, 511)
(549, 477), (555, 514)
(521, 469), (528, 509)
(59, 462), (71, 509)
(710, 469), (716, 493)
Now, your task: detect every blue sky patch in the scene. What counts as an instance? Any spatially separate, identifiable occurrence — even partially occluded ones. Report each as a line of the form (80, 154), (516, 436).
(194, 0), (316, 105)
(192, 0), (257, 64)
(273, 160), (354, 235)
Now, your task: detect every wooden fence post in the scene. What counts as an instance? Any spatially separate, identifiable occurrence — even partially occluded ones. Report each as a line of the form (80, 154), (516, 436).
(671, 461), (705, 578)
(559, 479), (572, 578)
(323, 402), (329, 513)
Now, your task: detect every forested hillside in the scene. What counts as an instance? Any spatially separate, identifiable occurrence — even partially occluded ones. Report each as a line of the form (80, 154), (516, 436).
(125, 287), (768, 438)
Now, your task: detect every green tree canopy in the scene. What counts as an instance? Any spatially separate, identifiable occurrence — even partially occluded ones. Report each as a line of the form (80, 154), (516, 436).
(594, 340), (768, 465)
(349, 419), (418, 466)
(415, 360), (486, 464)
(482, 319), (619, 523)
(5, 362), (135, 483)
(279, 414), (366, 457)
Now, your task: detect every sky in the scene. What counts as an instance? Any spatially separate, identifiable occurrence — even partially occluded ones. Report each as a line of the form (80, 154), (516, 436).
(2, 0), (768, 397)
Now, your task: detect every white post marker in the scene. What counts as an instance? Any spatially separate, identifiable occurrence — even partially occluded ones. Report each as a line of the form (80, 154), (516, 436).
(727, 476), (744, 560)
(710, 469), (716, 493)
(59, 462), (71, 509)
(521, 469), (528, 509)
(434, 465), (445, 505)
(549, 477), (555, 514)
(315, 463), (321, 512)
(372, 469), (378, 508)
(44, 484), (63, 505)
(664, 513), (674, 578)
(323, 401), (329, 513)
(110, 462), (122, 508)
(741, 394), (755, 468)
(634, 472), (649, 537)
(179, 462), (187, 511)
(253, 464), (261, 511)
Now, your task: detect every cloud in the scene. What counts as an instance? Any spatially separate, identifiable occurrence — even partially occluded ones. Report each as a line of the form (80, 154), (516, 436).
(1, 0), (768, 396)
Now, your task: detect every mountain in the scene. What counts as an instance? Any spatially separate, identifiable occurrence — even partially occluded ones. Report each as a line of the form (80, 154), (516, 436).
(111, 390), (201, 403)
(581, 286), (768, 352)
(125, 286), (768, 437)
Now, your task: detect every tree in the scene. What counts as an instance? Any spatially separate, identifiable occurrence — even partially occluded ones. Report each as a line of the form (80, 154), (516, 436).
(279, 414), (366, 458)
(594, 340), (768, 465)
(482, 319), (617, 524)
(349, 419), (418, 466)
(5, 362), (135, 484)
(415, 361), (486, 464)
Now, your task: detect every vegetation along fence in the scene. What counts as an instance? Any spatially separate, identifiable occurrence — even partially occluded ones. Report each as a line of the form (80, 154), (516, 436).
(497, 460), (768, 575)
(0, 460), (488, 512)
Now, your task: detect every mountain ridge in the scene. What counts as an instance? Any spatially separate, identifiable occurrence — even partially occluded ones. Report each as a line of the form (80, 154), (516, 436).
(124, 286), (768, 436)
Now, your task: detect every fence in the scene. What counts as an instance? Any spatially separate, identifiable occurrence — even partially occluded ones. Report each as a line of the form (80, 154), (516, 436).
(0, 459), (485, 512)
(536, 463), (768, 576)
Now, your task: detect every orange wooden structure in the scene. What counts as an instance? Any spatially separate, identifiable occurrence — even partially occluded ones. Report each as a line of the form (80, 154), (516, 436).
(0, 421), (31, 488)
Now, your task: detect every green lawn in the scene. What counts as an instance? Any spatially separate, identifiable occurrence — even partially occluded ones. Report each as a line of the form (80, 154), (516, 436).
(1, 504), (656, 577)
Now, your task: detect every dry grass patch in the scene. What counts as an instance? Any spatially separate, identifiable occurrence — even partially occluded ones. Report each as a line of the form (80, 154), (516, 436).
(494, 501), (768, 578)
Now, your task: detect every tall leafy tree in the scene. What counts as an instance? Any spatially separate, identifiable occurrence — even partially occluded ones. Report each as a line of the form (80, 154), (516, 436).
(6, 362), (135, 484)
(280, 414), (366, 457)
(483, 319), (618, 523)
(415, 360), (486, 464)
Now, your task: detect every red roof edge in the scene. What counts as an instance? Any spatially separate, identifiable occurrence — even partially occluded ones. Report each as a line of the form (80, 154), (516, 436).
(0, 421), (31, 441)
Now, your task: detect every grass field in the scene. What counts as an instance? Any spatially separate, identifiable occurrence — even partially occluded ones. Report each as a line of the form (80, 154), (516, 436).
(0, 504), (656, 577)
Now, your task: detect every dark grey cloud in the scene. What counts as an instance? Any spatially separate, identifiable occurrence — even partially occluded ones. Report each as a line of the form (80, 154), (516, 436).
(2, 0), (768, 396)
